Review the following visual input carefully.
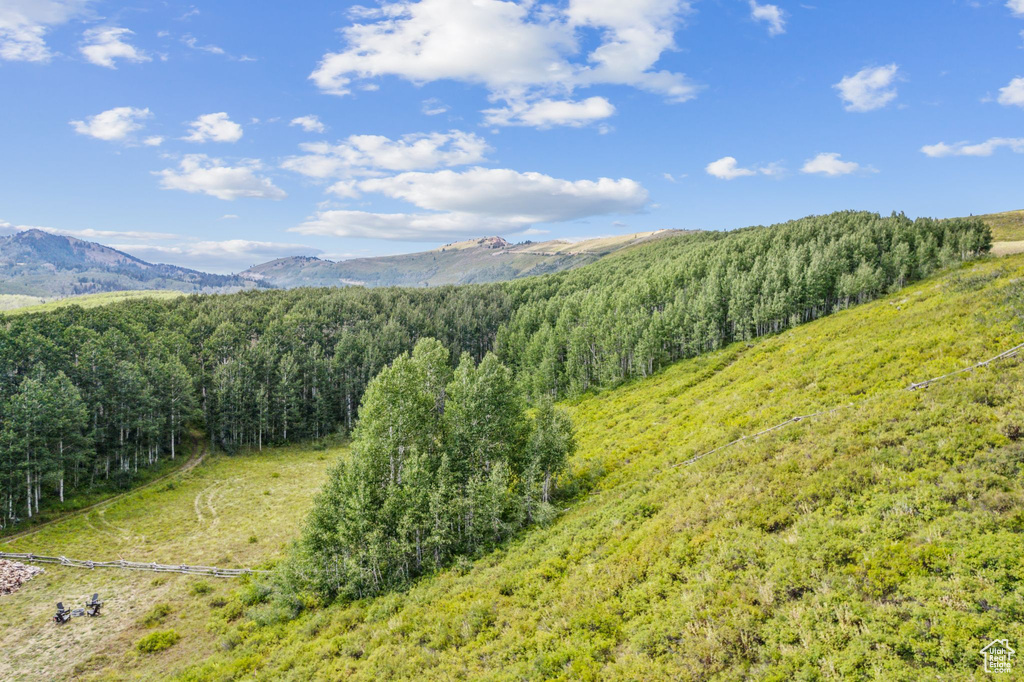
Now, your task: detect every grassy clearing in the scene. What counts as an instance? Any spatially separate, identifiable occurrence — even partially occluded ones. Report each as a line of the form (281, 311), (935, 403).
(0, 294), (48, 311)
(175, 254), (1024, 681)
(1, 290), (185, 315)
(0, 444), (336, 681)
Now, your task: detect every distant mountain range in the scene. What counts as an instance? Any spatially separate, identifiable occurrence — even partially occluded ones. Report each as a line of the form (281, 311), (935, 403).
(241, 230), (687, 289)
(1, 210), (1016, 307)
(0, 230), (260, 298)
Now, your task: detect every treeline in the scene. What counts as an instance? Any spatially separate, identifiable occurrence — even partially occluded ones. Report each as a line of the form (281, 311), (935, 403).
(289, 339), (575, 599)
(496, 212), (990, 395)
(0, 211), (990, 529)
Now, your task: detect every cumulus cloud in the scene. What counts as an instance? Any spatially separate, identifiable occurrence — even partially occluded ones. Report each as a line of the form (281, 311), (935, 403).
(1009, 0), (1024, 17)
(290, 115), (326, 133)
(705, 156), (781, 180)
(800, 152), (867, 176)
(183, 112), (244, 143)
(70, 106), (151, 141)
(80, 27), (150, 68)
(291, 166), (649, 241)
(360, 167), (648, 217)
(749, 1), (785, 36)
(834, 64), (900, 112)
(281, 130), (489, 179)
(483, 96), (615, 127)
(0, 0), (91, 62)
(143, 135), (164, 146)
(998, 77), (1024, 108)
(309, 0), (697, 127)
(921, 137), (1024, 158)
(156, 155), (286, 200)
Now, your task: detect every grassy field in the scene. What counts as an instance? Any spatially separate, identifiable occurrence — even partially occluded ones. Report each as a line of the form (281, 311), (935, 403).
(5, 254), (1024, 680)
(0, 294), (48, 311)
(0, 290), (186, 315)
(975, 209), (1024, 242)
(0, 445), (336, 681)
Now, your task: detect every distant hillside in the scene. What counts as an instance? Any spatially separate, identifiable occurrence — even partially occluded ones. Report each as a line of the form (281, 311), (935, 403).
(242, 230), (686, 289)
(973, 209), (1024, 241)
(0, 229), (262, 298)
(0, 290), (186, 316)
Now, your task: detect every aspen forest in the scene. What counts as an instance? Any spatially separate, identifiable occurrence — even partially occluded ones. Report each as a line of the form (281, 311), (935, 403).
(0, 211), (990, 530)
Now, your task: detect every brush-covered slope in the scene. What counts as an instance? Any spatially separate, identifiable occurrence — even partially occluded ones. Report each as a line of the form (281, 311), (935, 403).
(242, 230), (684, 289)
(160, 255), (1024, 681)
(0, 230), (259, 298)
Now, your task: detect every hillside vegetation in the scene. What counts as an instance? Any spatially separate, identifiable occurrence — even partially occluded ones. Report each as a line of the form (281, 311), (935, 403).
(0, 212), (989, 533)
(1, 251), (1017, 680)
(173, 253), (1024, 681)
(975, 209), (1024, 242)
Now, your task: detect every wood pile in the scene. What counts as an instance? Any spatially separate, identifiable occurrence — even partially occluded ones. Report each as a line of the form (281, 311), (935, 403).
(0, 559), (44, 595)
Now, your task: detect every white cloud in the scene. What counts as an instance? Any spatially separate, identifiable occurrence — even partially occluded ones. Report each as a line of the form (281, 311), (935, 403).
(1009, 0), (1024, 17)
(309, 0), (697, 127)
(0, 0), (91, 62)
(183, 112), (244, 143)
(705, 156), (781, 180)
(80, 27), (150, 68)
(483, 96), (615, 127)
(749, 1), (785, 36)
(290, 115), (326, 133)
(281, 130), (489, 179)
(800, 152), (866, 176)
(921, 137), (1024, 158)
(421, 98), (449, 115)
(359, 167), (648, 217)
(221, 214), (239, 219)
(997, 77), (1024, 107)
(834, 64), (900, 112)
(1, 220), (179, 242)
(143, 135), (164, 146)
(327, 180), (361, 198)
(70, 106), (151, 141)
(156, 155), (287, 200)
(112, 240), (322, 273)
(292, 166), (649, 241)
(182, 34), (224, 55)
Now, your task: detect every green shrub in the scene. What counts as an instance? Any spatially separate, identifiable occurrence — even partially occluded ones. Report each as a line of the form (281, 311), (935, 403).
(190, 581), (213, 596)
(136, 630), (180, 654)
(140, 603), (172, 628)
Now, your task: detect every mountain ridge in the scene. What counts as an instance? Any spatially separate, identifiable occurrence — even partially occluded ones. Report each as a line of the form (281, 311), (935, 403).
(241, 229), (688, 289)
(0, 229), (262, 299)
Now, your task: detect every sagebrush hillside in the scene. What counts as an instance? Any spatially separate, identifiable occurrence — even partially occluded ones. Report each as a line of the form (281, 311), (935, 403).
(3, 253), (1022, 680)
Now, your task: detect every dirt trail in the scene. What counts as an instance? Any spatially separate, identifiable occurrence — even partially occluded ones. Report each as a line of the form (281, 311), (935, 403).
(0, 436), (209, 546)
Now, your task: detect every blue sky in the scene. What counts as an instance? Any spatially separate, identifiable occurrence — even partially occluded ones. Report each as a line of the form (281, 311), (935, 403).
(1, 0), (1023, 273)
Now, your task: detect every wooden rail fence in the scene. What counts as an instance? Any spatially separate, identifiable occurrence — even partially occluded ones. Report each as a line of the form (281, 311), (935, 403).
(0, 552), (270, 578)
